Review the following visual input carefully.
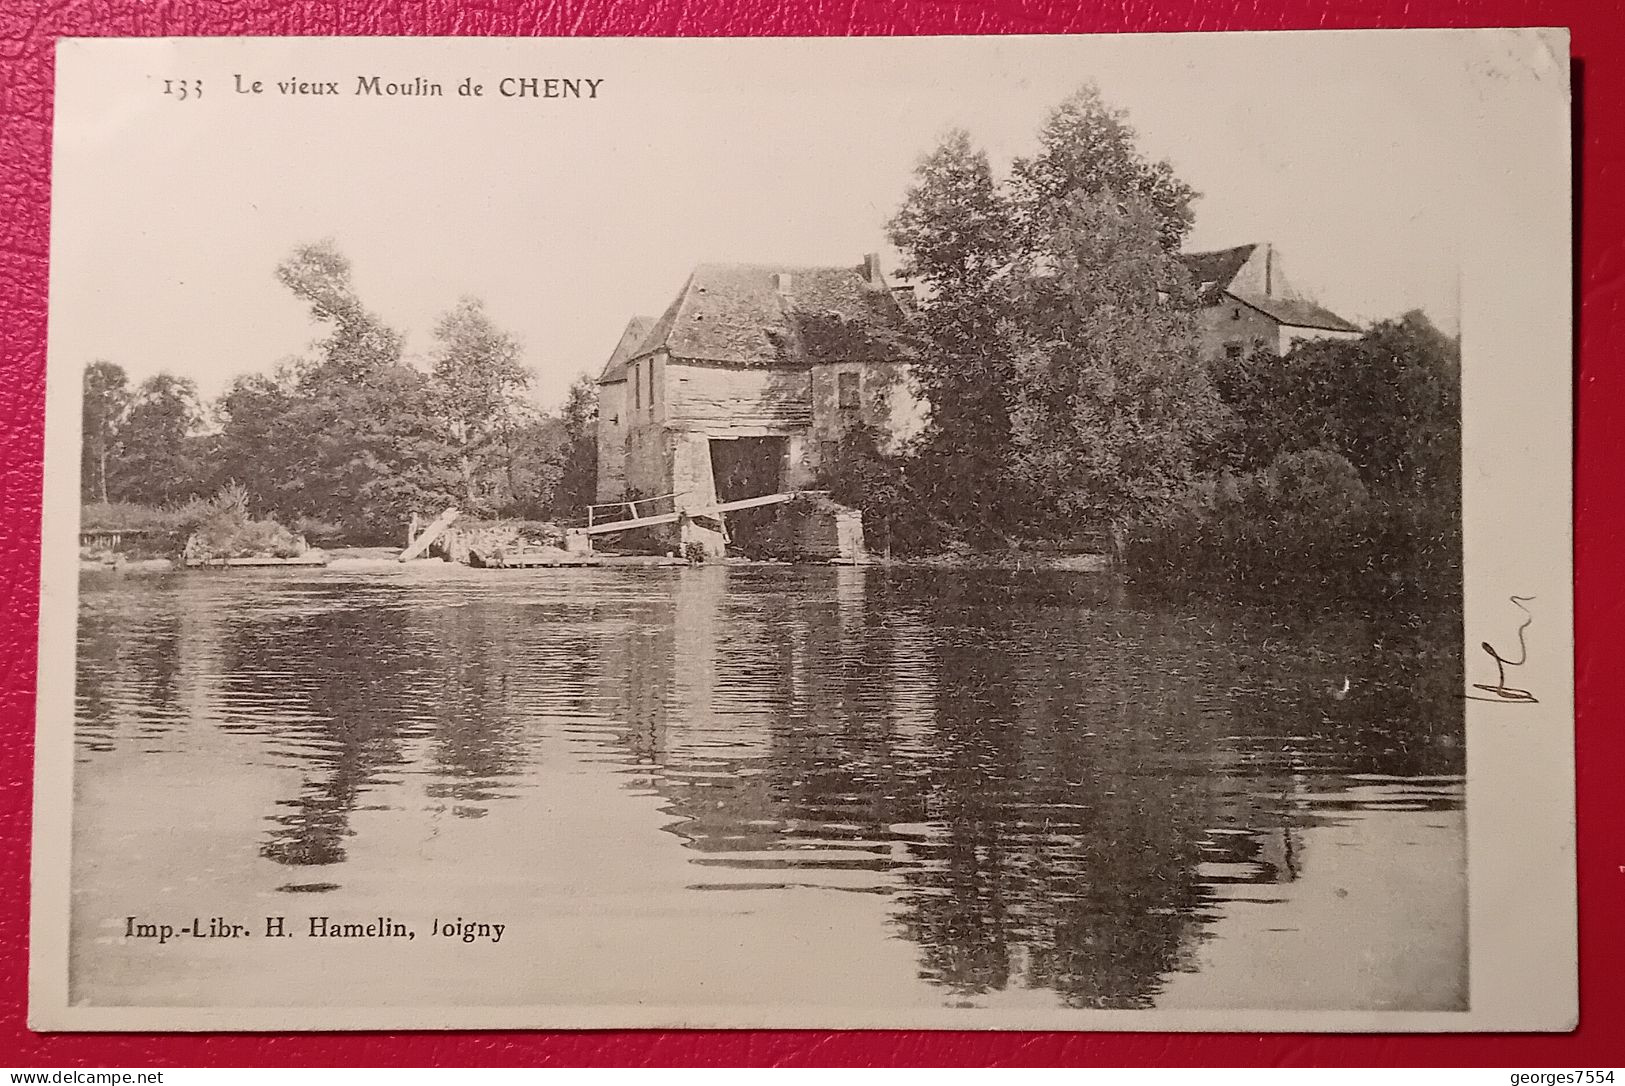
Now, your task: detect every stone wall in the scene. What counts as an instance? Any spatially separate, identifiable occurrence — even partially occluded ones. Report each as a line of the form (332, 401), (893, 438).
(670, 431), (718, 507)
(611, 356), (922, 505)
(882, 364), (928, 454)
(752, 494), (868, 562)
(809, 362), (864, 464)
(624, 421), (671, 500)
(668, 362), (812, 431)
(621, 350), (668, 431)
(1195, 297), (1282, 362)
(595, 377), (628, 502)
(808, 360), (922, 471)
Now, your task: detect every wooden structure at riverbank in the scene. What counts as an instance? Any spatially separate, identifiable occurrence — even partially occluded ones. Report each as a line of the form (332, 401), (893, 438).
(585, 489), (869, 563)
(584, 490), (798, 536)
(405, 512), (580, 568)
(79, 527), (159, 551)
(401, 489), (866, 567)
(400, 509), (460, 562)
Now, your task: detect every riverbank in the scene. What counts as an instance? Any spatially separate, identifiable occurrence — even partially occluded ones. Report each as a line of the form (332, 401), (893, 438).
(879, 549), (1113, 572)
(82, 548), (1119, 576)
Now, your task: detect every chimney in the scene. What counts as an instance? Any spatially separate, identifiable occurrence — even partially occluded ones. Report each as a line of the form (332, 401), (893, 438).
(773, 272), (793, 293)
(862, 252), (884, 287)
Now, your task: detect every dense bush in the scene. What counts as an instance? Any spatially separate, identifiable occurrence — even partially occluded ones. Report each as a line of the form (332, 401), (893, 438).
(818, 424), (944, 557)
(1124, 448), (1373, 597)
(1124, 313), (1461, 606)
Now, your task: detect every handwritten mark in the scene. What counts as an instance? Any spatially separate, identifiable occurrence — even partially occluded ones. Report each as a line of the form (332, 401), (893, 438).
(1465, 595), (1538, 704)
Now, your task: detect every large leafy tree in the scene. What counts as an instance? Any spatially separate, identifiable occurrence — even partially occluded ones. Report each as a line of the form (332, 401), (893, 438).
(888, 86), (1211, 541)
(107, 374), (208, 505)
(1314, 311), (1460, 500)
(110, 240), (605, 540)
(1211, 310), (1459, 498)
(886, 130), (1023, 533)
(1009, 84), (1198, 253)
(213, 367), (305, 520)
(279, 366), (461, 540)
(81, 360), (129, 502)
(1007, 193), (1228, 531)
(553, 374), (599, 517)
(326, 365), (463, 538)
(496, 408), (569, 520)
(888, 129), (1017, 293)
(1157, 310), (1461, 604)
(429, 296), (531, 513)
(210, 241), (462, 540)
(276, 240), (404, 384)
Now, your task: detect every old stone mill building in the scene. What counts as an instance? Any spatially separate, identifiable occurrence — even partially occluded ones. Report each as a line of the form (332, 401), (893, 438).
(592, 242), (1355, 557)
(594, 254), (925, 556)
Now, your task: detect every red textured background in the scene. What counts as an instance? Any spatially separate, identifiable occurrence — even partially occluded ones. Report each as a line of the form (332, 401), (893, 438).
(0, 0), (1618, 1068)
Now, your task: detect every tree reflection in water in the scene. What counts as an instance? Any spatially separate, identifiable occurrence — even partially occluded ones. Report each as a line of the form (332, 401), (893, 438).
(217, 586), (535, 869)
(590, 567), (1463, 1007)
(74, 566), (1462, 1004)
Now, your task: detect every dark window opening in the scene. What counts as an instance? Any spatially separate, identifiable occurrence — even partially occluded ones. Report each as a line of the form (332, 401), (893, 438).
(710, 436), (789, 556)
(711, 436), (786, 503)
(1232, 307), (1242, 320)
(837, 371), (860, 410)
(1224, 343), (1243, 361)
(633, 363), (641, 410)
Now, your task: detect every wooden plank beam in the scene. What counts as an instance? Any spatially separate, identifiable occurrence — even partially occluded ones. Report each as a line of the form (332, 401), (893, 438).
(581, 509), (683, 535)
(399, 508), (460, 561)
(582, 492), (801, 536)
(708, 492), (798, 514)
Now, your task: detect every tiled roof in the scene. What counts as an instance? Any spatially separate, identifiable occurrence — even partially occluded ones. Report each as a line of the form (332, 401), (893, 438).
(1239, 294), (1363, 334)
(595, 316), (658, 383)
(632, 261), (912, 368)
(1178, 244), (1257, 302)
(1181, 243), (1361, 333)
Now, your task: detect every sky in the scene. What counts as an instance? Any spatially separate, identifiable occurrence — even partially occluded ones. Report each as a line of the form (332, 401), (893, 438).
(49, 31), (1517, 410)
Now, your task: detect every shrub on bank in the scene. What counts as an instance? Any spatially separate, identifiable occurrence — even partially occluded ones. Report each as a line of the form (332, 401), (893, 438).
(81, 497), (221, 557)
(82, 490), (309, 562)
(84, 496), (214, 530)
(182, 485), (307, 561)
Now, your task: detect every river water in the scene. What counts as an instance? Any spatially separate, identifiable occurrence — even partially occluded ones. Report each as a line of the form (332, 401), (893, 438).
(70, 563), (1466, 1015)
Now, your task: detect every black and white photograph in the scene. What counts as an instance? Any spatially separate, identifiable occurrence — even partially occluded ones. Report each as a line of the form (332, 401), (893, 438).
(30, 31), (1575, 1031)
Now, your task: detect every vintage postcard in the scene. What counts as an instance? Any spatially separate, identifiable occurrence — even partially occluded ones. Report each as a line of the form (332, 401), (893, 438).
(30, 30), (1575, 1031)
